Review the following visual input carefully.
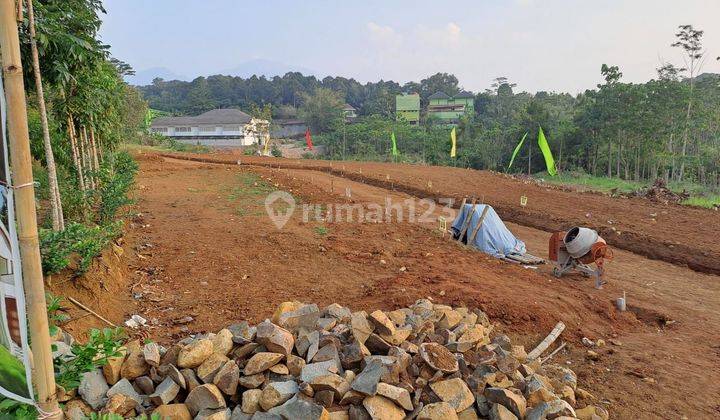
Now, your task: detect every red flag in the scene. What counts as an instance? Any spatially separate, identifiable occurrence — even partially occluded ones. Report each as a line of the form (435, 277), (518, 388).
(305, 128), (314, 150)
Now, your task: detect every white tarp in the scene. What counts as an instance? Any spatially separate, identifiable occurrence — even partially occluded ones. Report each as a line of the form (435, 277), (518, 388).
(451, 203), (526, 258)
(0, 65), (34, 404)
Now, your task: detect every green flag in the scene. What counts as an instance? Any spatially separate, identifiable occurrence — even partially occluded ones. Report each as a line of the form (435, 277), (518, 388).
(537, 126), (557, 176)
(450, 127), (457, 158)
(507, 132), (527, 170)
(391, 132), (398, 156)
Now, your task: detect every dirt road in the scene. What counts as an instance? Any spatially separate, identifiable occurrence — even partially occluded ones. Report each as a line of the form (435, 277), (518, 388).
(159, 150), (720, 275)
(114, 152), (719, 419)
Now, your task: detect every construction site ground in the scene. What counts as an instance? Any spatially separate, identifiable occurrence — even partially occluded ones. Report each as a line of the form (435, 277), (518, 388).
(56, 150), (720, 419)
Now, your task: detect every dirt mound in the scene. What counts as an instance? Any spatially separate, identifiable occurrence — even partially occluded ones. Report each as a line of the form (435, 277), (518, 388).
(626, 179), (690, 205)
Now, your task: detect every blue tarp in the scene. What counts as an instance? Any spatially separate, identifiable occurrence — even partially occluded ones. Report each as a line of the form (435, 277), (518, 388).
(451, 204), (526, 258)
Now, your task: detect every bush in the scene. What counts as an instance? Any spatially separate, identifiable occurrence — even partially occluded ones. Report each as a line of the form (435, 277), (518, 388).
(39, 221), (122, 275)
(96, 151), (138, 225)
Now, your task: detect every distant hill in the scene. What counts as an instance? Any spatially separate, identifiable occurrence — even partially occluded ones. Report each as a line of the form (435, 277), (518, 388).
(126, 67), (188, 85)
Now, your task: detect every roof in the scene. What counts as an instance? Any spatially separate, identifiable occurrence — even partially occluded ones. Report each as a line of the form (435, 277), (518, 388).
(428, 91), (451, 100)
(151, 108), (252, 127)
(454, 91), (474, 99)
(343, 103), (357, 111)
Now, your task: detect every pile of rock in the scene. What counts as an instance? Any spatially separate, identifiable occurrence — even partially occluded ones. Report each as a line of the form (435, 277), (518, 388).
(62, 300), (610, 420)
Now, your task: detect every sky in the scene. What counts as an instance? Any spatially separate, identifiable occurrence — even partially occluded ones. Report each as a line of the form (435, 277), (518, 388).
(99, 0), (720, 93)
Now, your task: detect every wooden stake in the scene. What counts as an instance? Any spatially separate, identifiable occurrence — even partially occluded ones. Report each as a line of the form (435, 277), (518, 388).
(457, 198), (477, 242)
(0, 1), (60, 415)
(67, 297), (116, 327)
(528, 321), (566, 360)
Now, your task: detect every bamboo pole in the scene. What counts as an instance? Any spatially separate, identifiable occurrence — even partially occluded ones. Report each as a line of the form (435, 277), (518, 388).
(0, 1), (61, 416)
(27, 0), (64, 231)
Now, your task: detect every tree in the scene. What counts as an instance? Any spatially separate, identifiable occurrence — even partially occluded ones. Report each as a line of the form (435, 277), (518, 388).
(298, 88), (344, 134)
(671, 25), (705, 181)
(26, 0), (64, 230)
(419, 73), (460, 104)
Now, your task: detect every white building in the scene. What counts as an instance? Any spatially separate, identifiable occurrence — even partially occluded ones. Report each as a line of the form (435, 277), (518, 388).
(149, 108), (265, 147)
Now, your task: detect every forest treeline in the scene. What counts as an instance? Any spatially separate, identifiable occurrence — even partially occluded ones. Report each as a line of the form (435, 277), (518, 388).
(141, 26), (719, 187)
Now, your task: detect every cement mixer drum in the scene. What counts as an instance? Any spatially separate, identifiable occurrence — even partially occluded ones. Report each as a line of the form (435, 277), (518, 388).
(564, 227), (598, 259)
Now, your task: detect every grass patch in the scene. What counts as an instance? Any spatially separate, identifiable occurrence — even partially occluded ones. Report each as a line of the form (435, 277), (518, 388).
(682, 195), (720, 209)
(314, 226), (328, 236)
(536, 172), (644, 194)
(537, 172), (720, 208)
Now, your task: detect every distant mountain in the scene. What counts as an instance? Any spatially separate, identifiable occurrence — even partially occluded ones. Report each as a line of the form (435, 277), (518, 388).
(219, 59), (317, 79)
(126, 67), (188, 86)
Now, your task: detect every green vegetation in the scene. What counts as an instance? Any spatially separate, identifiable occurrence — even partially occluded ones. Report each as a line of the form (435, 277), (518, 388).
(314, 226), (328, 236)
(0, 345), (29, 398)
(53, 327), (126, 391)
(0, 397), (36, 420)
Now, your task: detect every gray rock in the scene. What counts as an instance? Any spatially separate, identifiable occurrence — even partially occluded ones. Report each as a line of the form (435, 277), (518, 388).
(251, 412), (283, 420)
(484, 388), (526, 419)
(348, 404), (372, 420)
(296, 331), (320, 358)
(107, 378), (142, 405)
(166, 364), (186, 389)
(260, 380), (299, 411)
(301, 360), (338, 383)
(228, 322), (256, 345)
(150, 376), (181, 406)
(134, 376), (155, 395)
(525, 399), (575, 420)
(278, 304), (320, 333)
(268, 394), (328, 419)
(143, 342), (161, 367)
(312, 343), (343, 373)
(325, 303), (352, 323)
(489, 403), (518, 420)
(214, 360), (240, 395)
(351, 359), (386, 395)
(78, 369), (109, 410)
(185, 384), (227, 416)
(230, 406), (253, 420)
(196, 407), (232, 420)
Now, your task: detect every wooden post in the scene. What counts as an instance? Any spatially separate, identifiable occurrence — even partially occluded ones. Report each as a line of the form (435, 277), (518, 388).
(456, 198), (477, 242)
(0, 1), (61, 416)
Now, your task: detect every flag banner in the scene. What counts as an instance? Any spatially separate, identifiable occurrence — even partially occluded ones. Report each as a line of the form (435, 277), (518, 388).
(450, 127), (457, 158)
(537, 126), (557, 176)
(508, 132), (528, 170)
(0, 69), (34, 404)
(305, 128), (314, 150)
(391, 132), (398, 156)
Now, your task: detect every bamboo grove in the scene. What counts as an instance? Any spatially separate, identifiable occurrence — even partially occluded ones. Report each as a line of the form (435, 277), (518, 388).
(12, 0), (146, 237)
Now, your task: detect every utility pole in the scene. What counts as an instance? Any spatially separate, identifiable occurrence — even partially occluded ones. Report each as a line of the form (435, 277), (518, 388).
(0, 0), (61, 417)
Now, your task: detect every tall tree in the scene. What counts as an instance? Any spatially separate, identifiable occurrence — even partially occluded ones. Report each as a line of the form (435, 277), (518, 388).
(671, 24), (705, 181)
(26, 0), (64, 230)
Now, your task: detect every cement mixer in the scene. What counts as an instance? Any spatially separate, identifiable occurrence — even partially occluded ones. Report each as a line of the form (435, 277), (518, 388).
(548, 227), (613, 289)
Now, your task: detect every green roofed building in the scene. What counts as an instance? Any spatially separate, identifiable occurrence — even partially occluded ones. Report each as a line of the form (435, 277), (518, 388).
(427, 91), (475, 126)
(395, 93), (420, 125)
